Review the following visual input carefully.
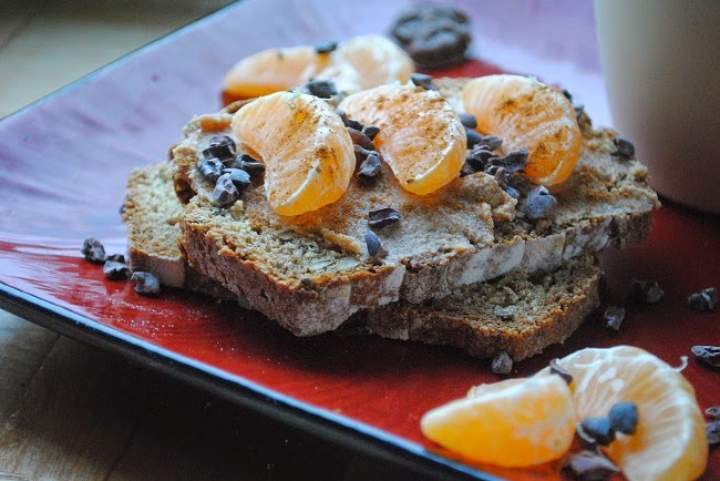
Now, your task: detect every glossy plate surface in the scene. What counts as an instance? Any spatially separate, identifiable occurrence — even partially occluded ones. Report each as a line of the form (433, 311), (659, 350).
(0, 2), (717, 480)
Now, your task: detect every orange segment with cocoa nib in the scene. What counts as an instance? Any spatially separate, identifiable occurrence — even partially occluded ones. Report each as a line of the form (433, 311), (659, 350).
(462, 74), (582, 186)
(231, 92), (355, 216)
(339, 83), (466, 195)
(421, 375), (576, 467)
(540, 346), (708, 481)
(223, 35), (414, 100)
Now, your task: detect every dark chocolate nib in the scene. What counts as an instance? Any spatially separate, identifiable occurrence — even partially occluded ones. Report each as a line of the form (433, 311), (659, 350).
(198, 158), (224, 183)
(522, 185), (557, 221)
(314, 41), (337, 54)
(364, 230), (387, 259)
(81, 238), (106, 264)
(687, 287), (717, 311)
(203, 135), (236, 163)
(103, 260), (129, 280)
(603, 305), (626, 331)
(305, 79), (337, 98)
(564, 450), (619, 481)
(491, 351), (513, 375)
(358, 152), (382, 180)
(578, 417), (616, 446)
(608, 401), (639, 435)
(410, 73), (435, 90)
(131, 271), (160, 296)
(211, 173), (240, 207)
(368, 207), (401, 228)
(691, 345), (720, 368)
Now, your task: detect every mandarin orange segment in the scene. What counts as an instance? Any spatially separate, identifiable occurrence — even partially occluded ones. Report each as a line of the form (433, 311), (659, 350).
(461, 74), (582, 186)
(224, 36), (414, 99)
(541, 346), (708, 481)
(339, 84), (466, 195)
(421, 375), (576, 467)
(224, 46), (329, 98)
(333, 34), (414, 90)
(231, 92), (355, 216)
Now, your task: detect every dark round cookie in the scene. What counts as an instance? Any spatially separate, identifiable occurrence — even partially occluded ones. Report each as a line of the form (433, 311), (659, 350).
(390, 5), (471, 69)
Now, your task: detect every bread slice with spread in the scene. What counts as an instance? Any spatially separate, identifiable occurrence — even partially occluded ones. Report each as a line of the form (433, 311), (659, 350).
(123, 162), (600, 360)
(168, 78), (657, 335)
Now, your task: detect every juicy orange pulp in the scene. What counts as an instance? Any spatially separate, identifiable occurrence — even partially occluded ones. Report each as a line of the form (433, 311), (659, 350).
(224, 35), (413, 99)
(231, 92), (355, 216)
(339, 83), (466, 195)
(461, 74), (582, 186)
(421, 375), (576, 467)
(541, 346), (708, 481)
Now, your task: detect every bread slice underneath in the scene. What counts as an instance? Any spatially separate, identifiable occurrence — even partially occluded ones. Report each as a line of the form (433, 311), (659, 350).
(358, 255), (600, 361)
(123, 163), (601, 360)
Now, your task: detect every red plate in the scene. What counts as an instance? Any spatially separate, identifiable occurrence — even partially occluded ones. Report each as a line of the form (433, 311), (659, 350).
(0, 2), (717, 480)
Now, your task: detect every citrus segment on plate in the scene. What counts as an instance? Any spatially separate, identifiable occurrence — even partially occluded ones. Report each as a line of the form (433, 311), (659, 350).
(339, 83), (466, 195)
(461, 74), (582, 186)
(333, 34), (414, 90)
(420, 375), (576, 467)
(224, 35), (414, 98)
(224, 46), (329, 98)
(231, 92), (355, 216)
(541, 346), (708, 481)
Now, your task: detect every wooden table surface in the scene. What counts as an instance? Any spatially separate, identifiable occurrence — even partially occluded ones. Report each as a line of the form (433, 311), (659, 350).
(0, 2), (425, 479)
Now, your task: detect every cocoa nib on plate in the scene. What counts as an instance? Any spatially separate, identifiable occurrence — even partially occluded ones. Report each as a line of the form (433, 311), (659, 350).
(81, 238), (106, 264)
(691, 345), (720, 368)
(687, 287), (717, 311)
(632, 279), (664, 304)
(131, 271), (160, 296)
(491, 351), (513, 375)
(603, 305), (626, 332)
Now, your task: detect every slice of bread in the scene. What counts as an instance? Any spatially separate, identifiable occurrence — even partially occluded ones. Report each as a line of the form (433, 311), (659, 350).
(123, 163), (601, 360)
(358, 255), (600, 361)
(122, 163), (234, 300)
(170, 78), (657, 335)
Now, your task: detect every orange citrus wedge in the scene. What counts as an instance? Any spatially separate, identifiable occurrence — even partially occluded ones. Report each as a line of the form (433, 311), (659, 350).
(339, 83), (466, 195)
(231, 92), (355, 216)
(421, 375), (576, 467)
(224, 46), (329, 98)
(224, 35), (414, 99)
(540, 346), (708, 481)
(462, 74), (582, 186)
(334, 34), (414, 90)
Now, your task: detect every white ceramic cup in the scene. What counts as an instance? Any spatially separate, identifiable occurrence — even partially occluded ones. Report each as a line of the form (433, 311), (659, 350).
(595, 0), (720, 213)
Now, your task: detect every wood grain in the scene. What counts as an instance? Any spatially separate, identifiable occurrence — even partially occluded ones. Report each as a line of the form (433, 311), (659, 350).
(0, 310), (428, 481)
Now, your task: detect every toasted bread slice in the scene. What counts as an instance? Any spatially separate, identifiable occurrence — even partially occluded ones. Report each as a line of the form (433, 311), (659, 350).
(123, 163), (601, 360)
(122, 163), (233, 299)
(359, 255), (600, 361)
(170, 78), (656, 335)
